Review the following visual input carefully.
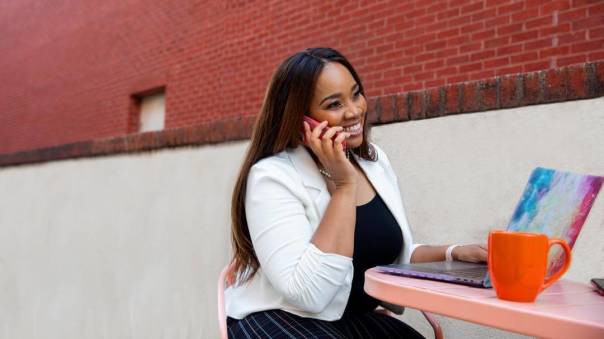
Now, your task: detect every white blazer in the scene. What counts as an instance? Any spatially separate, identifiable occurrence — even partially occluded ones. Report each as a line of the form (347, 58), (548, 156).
(225, 143), (417, 320)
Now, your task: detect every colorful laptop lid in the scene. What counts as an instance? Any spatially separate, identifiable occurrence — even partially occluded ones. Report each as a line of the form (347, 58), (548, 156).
(505, 167), (603, 275)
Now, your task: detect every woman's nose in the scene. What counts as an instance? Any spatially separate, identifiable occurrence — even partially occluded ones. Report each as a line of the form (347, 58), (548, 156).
(344, 101), (362, 118)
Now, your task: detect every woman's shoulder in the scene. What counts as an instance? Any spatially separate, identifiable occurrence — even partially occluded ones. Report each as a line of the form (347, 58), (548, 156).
(248, 150), (299, 182)
(251, 150), (293, 171)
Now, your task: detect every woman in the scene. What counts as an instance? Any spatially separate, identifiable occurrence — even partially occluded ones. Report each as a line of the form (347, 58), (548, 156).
(226, 48), (486, 338)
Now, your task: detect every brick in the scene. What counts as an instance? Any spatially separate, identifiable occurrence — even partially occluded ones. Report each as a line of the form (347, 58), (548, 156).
(567, 64), (589, 99)
(543, 68), (569, 102)
(437, 8), (460, 20)
(524, 60), (550, 72)
(541, 0), (570, 15)
(498, 1), (524, 15)
(558, 54), (588, 66)
(590, 27), (604, 39)
(366, 97), (379, 124)
(424, 88), (444, 118)
(497, 23), (524, 36)
(371, 97), (384, 124)
(425, 79), (446, 88)
(524, 38), (552, 49)
(459, 62), (483, 73)
(484, 57), (510, 68)
(447, 55), (470, 66)
(525, 0), (551, 7)
(414, 71), (435, 81)
(460, 22), (484, 34)
(559, 8), (587, 22)
(525, 16), (552, 30)
(435, 47), (458, 58)
(588, 3), (604, 15)
(485, 36), (510, 49)
(444, 84), (462, 114)
(460, 82), (481, 113)
(571, 39), (604, 54)
(407, 91), (424, 120)
(479, 78), (500, 110)
(512, 52), (539, 63)
(522, 72), (544, 105)
(458, 42), (483, 53)
(539, 46), (570, 58)
(485, 15), (510, 27)
(462, 2), (484, 14)
(512, 8), (540, 21)
(447, 15), (470, 27)
(415, 52), (437, 62)
(471, 50), (496, 61)
(473, 70), (498, 81)
(403, 64), (423, 74)
(495, 65), (524, 75)
(472, 8), (498, 21)
(395, 93), (410, 121)
(573, 16), (604, 30)
(539, 23), (571, 36)
(587, 62), (604, 97)
(558, 31), (588, 44)
(588, 50), (604, 61)
(499, 74), (523, 108)
(511, 30), (539, 43)
(497, 44), (523, 56)
(472, 29), (496, 40)
(437, 66), (459, 77)
(425, 59), (445, 70)
(572, 0), (600, 5)
(438, 28), (460, 39)
(403, 83), (424, 92)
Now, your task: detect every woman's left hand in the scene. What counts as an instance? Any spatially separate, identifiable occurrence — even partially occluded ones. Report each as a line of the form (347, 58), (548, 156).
(452, 244), (487, 263)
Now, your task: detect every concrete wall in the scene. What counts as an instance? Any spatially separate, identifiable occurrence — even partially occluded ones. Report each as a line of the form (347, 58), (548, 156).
(0, 97), (602, 338)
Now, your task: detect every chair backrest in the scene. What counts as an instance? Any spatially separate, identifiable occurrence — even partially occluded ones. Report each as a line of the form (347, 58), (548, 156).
(217, 263), (235, 339)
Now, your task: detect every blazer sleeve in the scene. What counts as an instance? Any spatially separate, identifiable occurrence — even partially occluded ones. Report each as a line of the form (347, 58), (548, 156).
(245, 162), (353, 314)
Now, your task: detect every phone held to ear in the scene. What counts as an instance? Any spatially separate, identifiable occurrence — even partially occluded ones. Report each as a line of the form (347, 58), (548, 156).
(302, 116), (347, 151)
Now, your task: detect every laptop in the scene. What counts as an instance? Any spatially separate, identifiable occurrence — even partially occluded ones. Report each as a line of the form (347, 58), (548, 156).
(377, 167), (604, 288)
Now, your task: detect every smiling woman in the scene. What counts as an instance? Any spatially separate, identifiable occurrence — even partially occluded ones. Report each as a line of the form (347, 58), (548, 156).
(224, 47), (485, 338)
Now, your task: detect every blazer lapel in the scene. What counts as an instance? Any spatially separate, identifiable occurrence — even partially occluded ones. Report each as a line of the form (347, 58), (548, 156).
(287, 146), (331, 223)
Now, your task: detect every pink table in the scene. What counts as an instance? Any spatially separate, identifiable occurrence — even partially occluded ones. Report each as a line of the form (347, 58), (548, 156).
(365, 268), (604, 339)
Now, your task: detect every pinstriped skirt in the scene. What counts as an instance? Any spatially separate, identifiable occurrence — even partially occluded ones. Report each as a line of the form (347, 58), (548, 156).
(227, 310), (424, 339)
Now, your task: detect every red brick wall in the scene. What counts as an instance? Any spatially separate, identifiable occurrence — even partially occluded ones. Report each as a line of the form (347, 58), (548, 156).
(1, 0), (603, 155)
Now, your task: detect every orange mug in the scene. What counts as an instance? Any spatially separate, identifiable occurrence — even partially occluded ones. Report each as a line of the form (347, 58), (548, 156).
(488, 231), (572, 302)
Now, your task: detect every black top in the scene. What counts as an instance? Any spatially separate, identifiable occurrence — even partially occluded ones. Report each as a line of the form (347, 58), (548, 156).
(343, 193), (403, 316)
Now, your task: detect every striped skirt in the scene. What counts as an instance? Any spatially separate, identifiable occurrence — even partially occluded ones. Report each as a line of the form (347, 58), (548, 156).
(227, 309), (424, 339)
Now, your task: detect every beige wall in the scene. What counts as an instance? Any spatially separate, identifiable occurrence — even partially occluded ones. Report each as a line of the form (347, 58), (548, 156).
(0, 97), (602, 338)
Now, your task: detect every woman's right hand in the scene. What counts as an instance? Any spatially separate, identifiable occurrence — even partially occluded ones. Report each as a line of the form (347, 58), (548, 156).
(303, 120), (358, 188)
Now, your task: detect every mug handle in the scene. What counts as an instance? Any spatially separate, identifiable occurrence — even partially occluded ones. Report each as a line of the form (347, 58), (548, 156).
(541, 238), (572, 291)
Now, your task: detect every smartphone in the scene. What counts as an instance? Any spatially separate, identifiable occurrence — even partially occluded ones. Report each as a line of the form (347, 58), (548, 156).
(591, 278), (604, 296)
(301, 116), (347, 151)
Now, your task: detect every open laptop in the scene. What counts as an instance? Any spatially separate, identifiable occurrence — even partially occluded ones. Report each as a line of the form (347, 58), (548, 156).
(377, 167), (604, 288)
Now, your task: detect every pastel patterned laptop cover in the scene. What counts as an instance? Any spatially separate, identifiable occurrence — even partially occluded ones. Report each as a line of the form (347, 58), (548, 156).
(495, 167), (603, 281)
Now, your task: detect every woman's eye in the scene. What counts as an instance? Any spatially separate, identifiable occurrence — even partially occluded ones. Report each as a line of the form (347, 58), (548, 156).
(326, 101), (342, 110)
(353, 90), (362, 99)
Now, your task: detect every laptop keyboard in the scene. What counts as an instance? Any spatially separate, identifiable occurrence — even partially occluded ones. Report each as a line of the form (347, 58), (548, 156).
(447, 268), (488, 279)
(405, 266), (487, 280)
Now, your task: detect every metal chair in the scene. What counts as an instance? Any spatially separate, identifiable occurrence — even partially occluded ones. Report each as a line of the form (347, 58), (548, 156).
(218, 263), (443, 339)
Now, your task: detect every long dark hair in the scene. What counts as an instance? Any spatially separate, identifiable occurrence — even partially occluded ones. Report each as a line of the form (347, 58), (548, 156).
(230, 47), (376, 284)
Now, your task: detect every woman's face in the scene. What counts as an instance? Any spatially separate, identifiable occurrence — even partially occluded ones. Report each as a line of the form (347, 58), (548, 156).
(308, 62), (367, 149)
